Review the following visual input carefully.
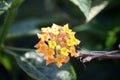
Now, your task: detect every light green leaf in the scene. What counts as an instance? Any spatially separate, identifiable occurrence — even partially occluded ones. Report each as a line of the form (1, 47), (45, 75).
(86, 0), (109, 22)
(70, 0), (91, 18)
(16, 52), (76, 80)
(70, 0), (110, 22)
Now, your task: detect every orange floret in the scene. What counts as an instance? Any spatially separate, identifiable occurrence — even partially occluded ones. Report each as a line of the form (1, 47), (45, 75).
(44, 48), (54, 60)
(46, 58), (55, 65)
(70, 46), (78, 57)
(55, 54), (64, 68)
(63, 56), (70, 63)
(35, 23), (81, 68)
(37, 43), (48, 53)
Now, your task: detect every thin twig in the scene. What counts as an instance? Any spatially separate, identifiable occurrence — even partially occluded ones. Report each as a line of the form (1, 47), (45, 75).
(77, 50), (120, 62)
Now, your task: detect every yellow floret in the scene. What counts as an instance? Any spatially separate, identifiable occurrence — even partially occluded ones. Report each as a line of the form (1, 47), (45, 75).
(66, 39), (74, 46)
(49, 41), (56, 49)
(52, 29), (59, 35)
(71, 37), (80, 45)
(61, 47), (69, 56)
(63, 24), (72, 33)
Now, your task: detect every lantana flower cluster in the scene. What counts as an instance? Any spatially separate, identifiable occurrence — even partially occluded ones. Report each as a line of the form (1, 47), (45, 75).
(35, 24), (80, 67)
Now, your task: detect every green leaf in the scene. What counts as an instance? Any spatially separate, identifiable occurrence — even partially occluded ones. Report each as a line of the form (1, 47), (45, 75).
(7, 19), (40, 39)
(16, 52), (76, 80)
(86, 0), (109, 22)
(70, 0), (110, 22)
(6, 16), (68, 39)
(70, 0), (91, 18)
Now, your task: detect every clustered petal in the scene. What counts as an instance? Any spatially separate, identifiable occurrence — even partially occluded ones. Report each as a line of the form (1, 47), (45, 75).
(35, 23), (81, 68)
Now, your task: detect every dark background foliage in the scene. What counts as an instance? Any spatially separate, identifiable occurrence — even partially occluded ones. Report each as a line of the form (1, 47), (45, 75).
(0, 0), (120, 80)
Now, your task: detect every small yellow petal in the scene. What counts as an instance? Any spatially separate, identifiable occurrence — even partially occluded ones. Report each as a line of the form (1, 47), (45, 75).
(48, 41), (56, 49)
(63, 24), (72, 33)
(52, 23), (59, 30)
(66, 39), (73, 46)
(52, 29), (59, 35)
(41, 27), (50, 32)
(69, 32), (75, 38)
(60, 47), (69, 56)
(71, 38), (80, 45)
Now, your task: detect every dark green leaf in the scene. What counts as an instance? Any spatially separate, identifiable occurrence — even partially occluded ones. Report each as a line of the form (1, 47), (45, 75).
(7, 19), (40, 38)
(16, 52), (76, 80)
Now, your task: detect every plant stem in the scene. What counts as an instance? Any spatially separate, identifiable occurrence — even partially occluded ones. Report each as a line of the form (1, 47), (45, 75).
(0, 8), (16, 47)
(0, 0), (24, 48)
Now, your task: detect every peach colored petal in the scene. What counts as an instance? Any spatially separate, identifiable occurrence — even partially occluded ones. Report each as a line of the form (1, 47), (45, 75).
(35, 23), (81, 67)
(55, 54), (63, 63)
(44, 48), (54, 60)
(46, 58), (55, 65)
(34, 40), (44, 48)
(37, 43), (48, 53)
(63, 56), (70, 63)
(70, 46), (78, 57)
(56, 62), (62, 68)
(56, 45), (61, 50)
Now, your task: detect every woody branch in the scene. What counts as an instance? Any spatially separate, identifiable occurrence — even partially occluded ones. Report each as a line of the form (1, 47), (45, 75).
(77, 50), (120, 62)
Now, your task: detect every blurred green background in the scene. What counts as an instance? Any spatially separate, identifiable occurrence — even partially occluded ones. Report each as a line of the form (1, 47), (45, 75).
(0, 0), (120, 80)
